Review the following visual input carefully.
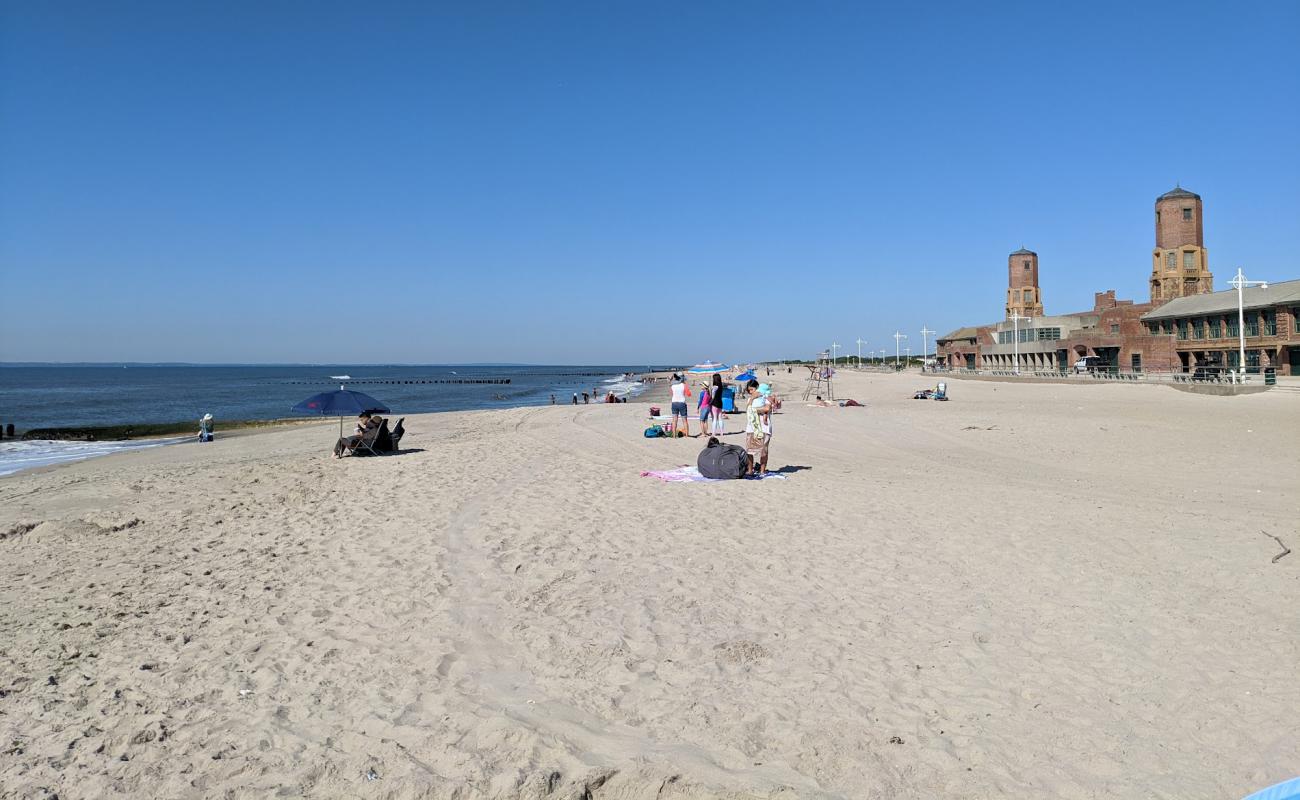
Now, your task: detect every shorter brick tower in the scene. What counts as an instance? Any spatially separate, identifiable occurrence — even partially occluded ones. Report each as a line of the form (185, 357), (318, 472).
(1006, 248), (1044, 319)
(1151, 186), (1212, 303)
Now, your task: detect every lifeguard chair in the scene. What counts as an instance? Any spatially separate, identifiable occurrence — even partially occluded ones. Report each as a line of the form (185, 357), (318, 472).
(802, 351), (835, 400)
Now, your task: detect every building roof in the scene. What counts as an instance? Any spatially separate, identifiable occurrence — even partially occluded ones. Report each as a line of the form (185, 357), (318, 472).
(1009, 248), (1036, 256)
(1157, 185), (1200, 201)
(1140, 278), (1300, 321)
(937, 325), (984, 341)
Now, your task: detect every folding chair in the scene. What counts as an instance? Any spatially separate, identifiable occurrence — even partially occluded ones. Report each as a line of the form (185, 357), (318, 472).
(390, 418), (405, 451)
(346, 419), (389, 457)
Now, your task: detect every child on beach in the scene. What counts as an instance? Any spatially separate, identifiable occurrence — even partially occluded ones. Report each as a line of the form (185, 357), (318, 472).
(697, 382), (712, 437)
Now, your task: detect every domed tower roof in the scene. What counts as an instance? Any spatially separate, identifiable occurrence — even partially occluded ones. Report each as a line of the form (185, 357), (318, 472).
(1157, 185), (1200, 201)
(1009, 247), (1036, 256)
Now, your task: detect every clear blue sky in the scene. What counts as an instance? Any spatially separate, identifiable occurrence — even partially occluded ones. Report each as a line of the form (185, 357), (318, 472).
(2, 1), (1297, 364)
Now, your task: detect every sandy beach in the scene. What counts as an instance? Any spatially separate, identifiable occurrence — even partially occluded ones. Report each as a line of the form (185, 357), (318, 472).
(1, 369), (1296, 799)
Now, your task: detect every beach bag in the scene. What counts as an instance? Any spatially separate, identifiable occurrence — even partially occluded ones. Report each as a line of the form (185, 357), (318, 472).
(649, 406), (660, 417)
(644, 425), (665, 438)
(697, 438), (750, 479)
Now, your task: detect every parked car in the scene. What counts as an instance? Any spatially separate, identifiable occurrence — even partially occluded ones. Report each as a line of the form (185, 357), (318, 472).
(1074, 356), (1105, 373)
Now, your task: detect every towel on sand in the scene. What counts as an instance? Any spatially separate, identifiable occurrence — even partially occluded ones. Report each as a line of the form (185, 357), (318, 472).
(639, 466), (787, 483)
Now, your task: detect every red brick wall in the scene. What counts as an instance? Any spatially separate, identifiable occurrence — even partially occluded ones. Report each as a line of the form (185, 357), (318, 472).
(1155, 196), (1203, 249)
(1008, 252), (1038, 291)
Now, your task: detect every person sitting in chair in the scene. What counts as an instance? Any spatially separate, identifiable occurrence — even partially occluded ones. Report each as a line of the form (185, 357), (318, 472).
(333, 412), (378, 458)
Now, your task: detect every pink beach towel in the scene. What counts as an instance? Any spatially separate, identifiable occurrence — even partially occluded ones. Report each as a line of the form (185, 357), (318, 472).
(638, 466), (787, 483)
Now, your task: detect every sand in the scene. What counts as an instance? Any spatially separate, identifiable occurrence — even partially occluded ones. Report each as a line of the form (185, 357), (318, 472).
(1, 370), (1297, 799)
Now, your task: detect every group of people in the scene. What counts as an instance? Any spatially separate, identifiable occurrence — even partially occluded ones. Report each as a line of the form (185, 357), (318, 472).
(564, 391), (628, 405)
(667, 373), (728, 438)
(668, 374), (774, 475)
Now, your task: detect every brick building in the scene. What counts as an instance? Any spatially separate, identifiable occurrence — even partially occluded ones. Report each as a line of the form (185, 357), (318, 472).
(1140, 279), (1300, 374)
(937, 186), (1299, 375)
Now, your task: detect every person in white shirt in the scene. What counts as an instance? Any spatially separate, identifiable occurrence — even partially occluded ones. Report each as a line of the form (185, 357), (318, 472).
(669, 374), (691, 437)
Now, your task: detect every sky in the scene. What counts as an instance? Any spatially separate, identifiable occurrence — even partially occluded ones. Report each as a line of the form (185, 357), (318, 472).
(2, 1), (1298, 365)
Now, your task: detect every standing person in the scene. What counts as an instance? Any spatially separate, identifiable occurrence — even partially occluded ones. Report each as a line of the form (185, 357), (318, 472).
(669, 374), (691, 438)
(550, 394), (556, 405)
(572, 393), (579, 405)
(709, 372), (725, 435)
(697, 381), (712, 438)
(743, 380), (772, 475)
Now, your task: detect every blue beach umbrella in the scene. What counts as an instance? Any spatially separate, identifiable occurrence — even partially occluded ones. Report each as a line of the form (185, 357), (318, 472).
(292, 387), (391, 437)
(734, 370), (757, 382)
(1243, 776), (1300, 800)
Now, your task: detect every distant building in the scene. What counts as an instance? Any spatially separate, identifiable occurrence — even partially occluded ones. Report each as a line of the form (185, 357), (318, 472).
(937, 186), (1300, 375)
(1006, 248), (1044, 319)
(1151, 186), (1213, 303)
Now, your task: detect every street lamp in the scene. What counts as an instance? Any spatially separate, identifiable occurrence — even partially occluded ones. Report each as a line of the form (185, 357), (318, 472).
(856, 337), (865, 369)
(832, 342), (841, 367)
(920, 326), (935, 372)
(904, 346), (911, 368)
(893, 331), (908, 371)
(879, 348), (886, 367)
(1230, 267), (1268, 383)
(1008, 310), (1030, 374)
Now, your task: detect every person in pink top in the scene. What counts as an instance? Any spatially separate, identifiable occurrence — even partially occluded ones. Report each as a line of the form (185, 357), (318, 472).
(697, 381), (712, 437)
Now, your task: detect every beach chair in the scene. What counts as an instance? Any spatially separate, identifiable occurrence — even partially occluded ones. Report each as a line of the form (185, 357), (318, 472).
(390, 418), (405, 451)
(346, 419), (391, 457)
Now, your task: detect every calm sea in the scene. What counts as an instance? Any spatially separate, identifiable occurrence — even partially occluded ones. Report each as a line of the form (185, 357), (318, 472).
(0, 364), (655, 475)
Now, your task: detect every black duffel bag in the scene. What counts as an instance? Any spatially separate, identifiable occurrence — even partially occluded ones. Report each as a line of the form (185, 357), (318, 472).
(697, 437), (751, 479)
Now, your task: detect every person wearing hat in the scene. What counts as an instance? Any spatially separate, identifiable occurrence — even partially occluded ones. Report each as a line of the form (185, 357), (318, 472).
(198, 413), (214, 443)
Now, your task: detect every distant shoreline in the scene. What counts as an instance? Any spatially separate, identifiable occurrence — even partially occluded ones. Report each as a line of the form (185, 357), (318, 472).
(16, 417), (322, 442)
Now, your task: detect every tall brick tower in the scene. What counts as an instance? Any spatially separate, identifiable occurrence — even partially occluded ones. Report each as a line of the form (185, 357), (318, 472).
(1150, 186), (1212, 303)
(1006, 248), (1044, 319)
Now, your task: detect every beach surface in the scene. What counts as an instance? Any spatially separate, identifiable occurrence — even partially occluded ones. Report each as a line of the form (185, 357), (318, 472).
(2, 370), (1297, 798)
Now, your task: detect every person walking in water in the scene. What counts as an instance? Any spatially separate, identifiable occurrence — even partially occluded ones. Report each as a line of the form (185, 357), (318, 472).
(669, 374), (691, 437)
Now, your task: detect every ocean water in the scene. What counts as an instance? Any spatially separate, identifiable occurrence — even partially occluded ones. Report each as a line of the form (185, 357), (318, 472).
(0, 364), (653, 476)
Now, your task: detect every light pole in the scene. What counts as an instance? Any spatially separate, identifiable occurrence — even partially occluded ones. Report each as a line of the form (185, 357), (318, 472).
(879, 348), (886, 367)
(893, 331), (907, 371)
(831, 342), (841, 367)
(920, 326), (935, 372)
(856, 337), (865, 369)
(1230, 267), (1268, 383)
(905, 347), (911, 368)
(1008, 310), (1029, 374)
